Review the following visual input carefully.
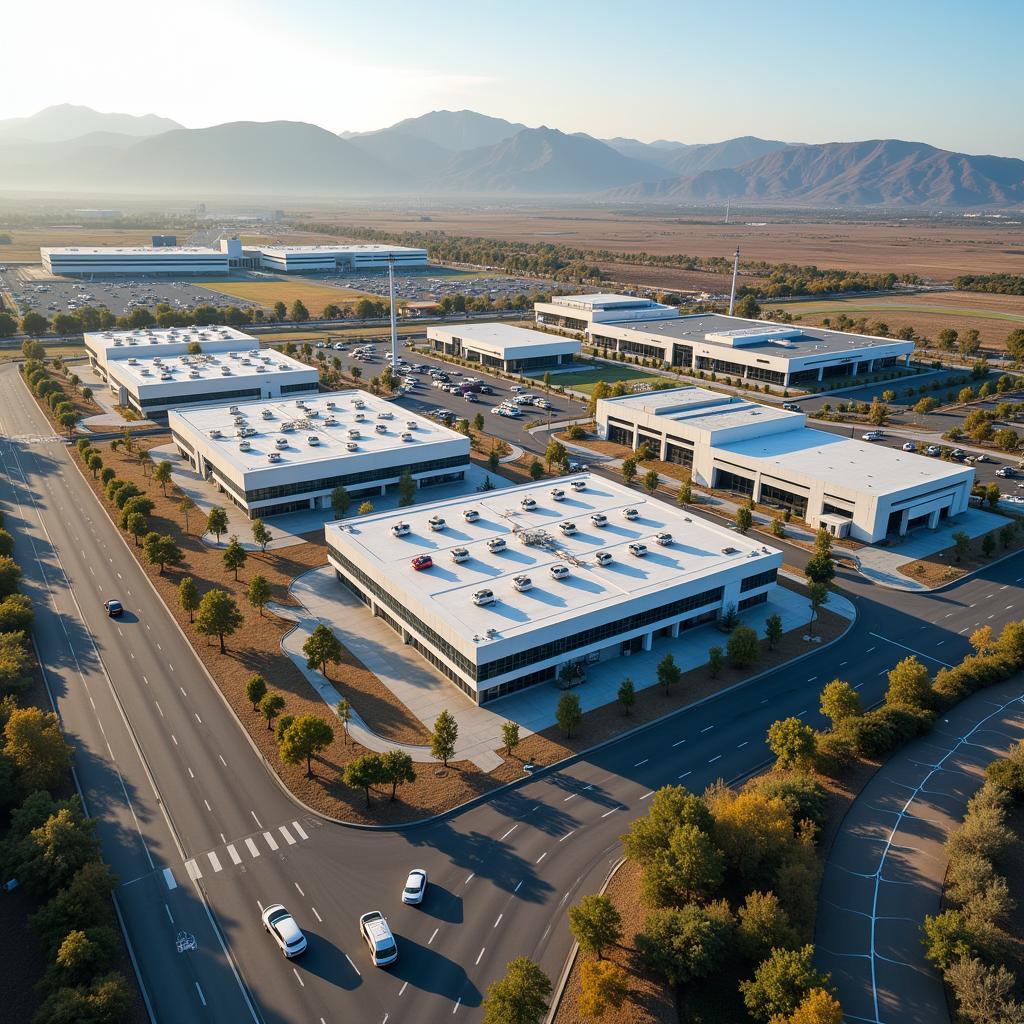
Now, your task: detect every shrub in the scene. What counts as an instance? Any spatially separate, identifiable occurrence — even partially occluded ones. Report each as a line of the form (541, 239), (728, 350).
(727, 624), (760, 667)
(637, 901), (734, 986)
(739, 945), (830, 1022)
(746, 772), (828, 831)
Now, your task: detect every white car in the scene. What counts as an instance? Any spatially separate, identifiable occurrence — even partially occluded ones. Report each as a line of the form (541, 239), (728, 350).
(862, 431), (883, 441)
(428, 516), (447, 531)
(520, 497), (537, 510)
(512, 575), (533, 592)
(926, 445), (941, 456)
(550, 564), (570, 580)
(473, 589), (495, 606)
(359, 911), (398, 967)
(629, 542), (648, 557)
(623, 507), (639, 520)
(262, 904), (307, 958)
(655, 532), (673, 546)
(451, 547), (470, 563)
(570, 479), (587, 491)
(402, 869), (428, 905)
(487, 537), (507, 553)
(463, 509), (480, 523)
(595, 551), (613, 566)
(550, 487), (565, 501)
(559, 521), (577, 535)
(590, 513), (608, 527)
(902, 442), (916, 452)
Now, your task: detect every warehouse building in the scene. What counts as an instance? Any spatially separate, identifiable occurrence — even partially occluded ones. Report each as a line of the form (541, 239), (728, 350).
(533, 293), (680, 333)
(426, 323), (580, 372)
(325, 474), (782, 704)
(84, 324), (258, 378)
(42, 246), (229, 276)
(596, 387), (974, 543)
(170, 391), (470, 519)
(257, 244), (428, 273)
(587, 312), (915, 388)
(104, 345), (318, 419)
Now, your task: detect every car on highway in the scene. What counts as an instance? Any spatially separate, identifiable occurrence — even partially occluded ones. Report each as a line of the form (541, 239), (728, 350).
(104, 599), (124, 617)
(975, 453), (991, 463)
(401, 869), (428, 905)
(359, 911), (398, 966)
(261, 904), (307, 958)
(410, 554), (433, 571)
(997, 467), (1016, 478)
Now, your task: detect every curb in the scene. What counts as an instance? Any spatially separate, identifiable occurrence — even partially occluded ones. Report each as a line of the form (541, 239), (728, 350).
(858, 542), (1024, 595)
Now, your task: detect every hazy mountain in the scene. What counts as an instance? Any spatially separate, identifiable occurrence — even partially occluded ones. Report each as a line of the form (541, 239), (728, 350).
(658, 136), (790, 176)
(0, 103), (181, 143)
(434, 126), (674, 193)
(344, 109), (526, 152)
(606, 139), (1024, 207)
(345, 129), (454, 178)
(602, 136), (690, 162)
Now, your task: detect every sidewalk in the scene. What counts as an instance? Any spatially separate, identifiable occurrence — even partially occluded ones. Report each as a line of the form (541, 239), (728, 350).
(278, 565), (850, 773)
(76, 362), (157, 430)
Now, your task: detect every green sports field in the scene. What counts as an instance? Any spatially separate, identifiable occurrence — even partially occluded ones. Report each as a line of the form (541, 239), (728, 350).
(541, 363), (668, 395)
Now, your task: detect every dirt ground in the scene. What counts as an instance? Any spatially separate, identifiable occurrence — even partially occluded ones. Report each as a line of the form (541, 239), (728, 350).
(897, 522), (1024, 585)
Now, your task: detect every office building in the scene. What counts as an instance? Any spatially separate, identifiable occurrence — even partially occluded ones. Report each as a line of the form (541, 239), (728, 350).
(42, 246), (229, 276)
(533, 293), (681, 333)
(257, 244), (428, 273)
(426, 323), (580, 372)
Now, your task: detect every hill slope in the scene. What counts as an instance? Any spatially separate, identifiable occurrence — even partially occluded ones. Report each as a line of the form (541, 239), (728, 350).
(0, 103), (181, 142)
(344, 109), (526, 152)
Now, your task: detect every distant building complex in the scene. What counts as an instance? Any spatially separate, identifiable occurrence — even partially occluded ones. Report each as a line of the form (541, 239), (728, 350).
(257, 244), (428, 273)
(534, 293), (680, 332)
(596, 386), (973, 543)
(427, 323), (580, 372)
(42, 246), (230, 277)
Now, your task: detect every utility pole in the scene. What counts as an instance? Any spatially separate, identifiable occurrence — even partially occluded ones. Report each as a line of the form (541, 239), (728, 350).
(388, 254), (398, 374)
(728, 247), (741, 316)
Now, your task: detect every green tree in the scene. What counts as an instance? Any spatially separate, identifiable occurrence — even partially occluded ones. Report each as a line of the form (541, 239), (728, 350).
(259, 692), (286, 731)
(501, 720), (520, 757)
(9, 802), (101, 898)
(740, 945), (831, 1022)
(177, 576), (200, 623)
(251, 519), (272, 553)
(142, 532), (183, 575)
(728, 624), (760, 667)
(278, 714), (334, 777)
(617, 677), (635, 716)
(178, 495), (197, 533)
(621, 456), (638, 485)
(3, 706), (72, 791)
(637, 902), (734, 985)
(488, 448), (501, 472)
(290, 299), (309, 322)
(358, 500), (375, 515)
(921, 910), (978, 971)
(29, 860), (116, 955)
(528, 459), (544, 481)
(641, 823), (725, 907)
(247, 574), (271, 616)
(33, 972), (132, 1024)
(119, 494), (154, 529)
(0, 630), (31, 690)
(21, 312), (49, 336)
(736, 890), (796, 963)
(913, 396), (938, 414)
(735, 506), (753, 533)
(885, 656), (931, 710)
(656, 653), (680, 696)
(545, 439), (567, 471)
(87, 452), (103, 478)
(986, 482), (1000, 509)
(152, 459), (172, 495)
(804, 550), (835, 588)
(126, 511), (148, 546)
(981, 532), (996, 558)
(735, 293), (761, 318)
(303, 623), (343, 675)
(343, 752), (385, 806)
(206, 505), (228, 542)
(819, 679), (861, 724)
(766, 717), (817, 770)
(568, 894), (622, 959)
(336, 698), (352, 743)
(331, 485), (351, 519)
(40, 926), (119, 991)
(195, 589), (244, 653)
(99, 467), (115, 488)
(807, 582), (828, 636)
(222, 535), (247, 580)
(677, 479), (693, 505)
(431, 709), (458, 767)
(245, 674), (267, 711)
(952, 530), (971, 562)
(381, 749), (416, 801)
(0, 593), (33, 633)
(397, 467), (416, 507)
(643, 469), (660, 495)
(765, 613), (783, 650)
(556, 691), (582, 737)
(708, 646), (724, 678)
(0, 555), (22, 599)
(472, 413), (485, 433)
(481, 957), (552, 1024)
(621, 786), (713, 866)
(579, 960), (630, 1019)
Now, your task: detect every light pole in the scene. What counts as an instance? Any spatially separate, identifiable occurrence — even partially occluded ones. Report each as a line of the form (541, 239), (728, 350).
(388, 254), (398, 376)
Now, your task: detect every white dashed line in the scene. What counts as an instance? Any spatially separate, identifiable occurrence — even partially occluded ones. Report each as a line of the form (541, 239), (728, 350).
(601, 807), (619, 818)
(294, 882), (305, 896)
(678, 770), (692, 779)
(292, 968), (304, 988)
(428, 928), (439, 945)
(700, 725), (714, 733)
(207, 852), (222, 873)
(559, 830), (576, 842)
(218, 754), (227, 767)
(465, 873), (474, 885)
(672, 739), (686, 747)
(708, 754), (722, 763)
(251, 811), (263, 828)
(196, 983), (206, 1006)
(475, 947), (485, 965)
(493, 914), (503, 928)
(536, 852), (547, 864)
(312, 907), (322, 922)
(633, 758), (648, 767)
(499, 825), (517, 841)
(640, 791), (654, 800)
(345, 954), (361, 977)
(279, 825), (296, 845)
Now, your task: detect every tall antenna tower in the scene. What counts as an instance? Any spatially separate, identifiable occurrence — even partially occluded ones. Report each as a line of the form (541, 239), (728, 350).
(728, 247), (741, 316)
(388, 254), (399, 375)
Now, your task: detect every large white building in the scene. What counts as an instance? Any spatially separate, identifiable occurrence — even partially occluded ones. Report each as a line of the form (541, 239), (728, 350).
(42, 246), (229, 276)
(534, 293), (681, 333)
(84, 324), (256, 378)
(426, 323), (580, 372)
(596, 387), (974, 543)
(170, 391), (470, 519)
(257, 244), (428, 273)
(586, 312), (915, 389)
(325, 474), (782, 704)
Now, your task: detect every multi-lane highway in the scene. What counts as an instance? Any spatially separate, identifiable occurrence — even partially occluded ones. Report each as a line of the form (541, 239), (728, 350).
(2, 357), (1023, 1023)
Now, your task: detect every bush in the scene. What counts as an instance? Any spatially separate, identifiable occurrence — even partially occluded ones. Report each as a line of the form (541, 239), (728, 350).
(739, 945), (830, 1022)
(637, 901), (734, 986)
(727, 624), (760, 667)
(736, 890), (797, 963)
(746, 772), (828, 831)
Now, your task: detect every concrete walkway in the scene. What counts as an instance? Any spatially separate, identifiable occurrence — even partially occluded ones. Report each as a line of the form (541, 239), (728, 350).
(280, 564), (852, 772)
(77, 362), (158, 430)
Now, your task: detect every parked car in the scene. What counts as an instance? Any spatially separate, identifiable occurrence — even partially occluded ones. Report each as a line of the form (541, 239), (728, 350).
(520, 497), (537, 510)
(487, 537), (507, 553)
(512, 575), (533, 592)
(628, 542), (648, 557)
(925, 445), (941, 456)
(622, 507), (639, 520)
(595, 551), (613, 566)
(550, 487), (565, 501)
(549, 564), (570, 580)
(559, 521), (577, 535)
(391, 521), (411, 537)
(902, 442), (917, 452)
(655, 532), (673, 546)
(428, 516), (446, 531)
(473, 589), (495, 606)
(996, 467), (1016, 478)
(410, 554), (433, 571)
(862, 431), (884, 442)
(450, 547), (470, 563)
(782, 402), (800, 411)
(463, 509), (480, 522)
(590, 513), (608, 527)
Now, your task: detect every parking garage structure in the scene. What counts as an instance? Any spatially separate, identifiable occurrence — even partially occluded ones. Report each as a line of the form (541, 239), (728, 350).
(426, 322), (580, 373)
(586, 312), (915, 387)
(325, 473), (782, 704)
(597, 387), (974, 543)
(169, 391), (470, 519)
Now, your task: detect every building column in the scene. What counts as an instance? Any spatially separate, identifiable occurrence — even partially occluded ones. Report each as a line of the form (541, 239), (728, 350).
(927, 508), (940, 530)
(670, 622), (681, 639)
(379, 484), (387, 497)
(904, 353), (912, 366)
(817, 367), (825, 382)
(642, 632), (653, 652)
(867, 359), (875, 373)
(899, 509), (910, 536)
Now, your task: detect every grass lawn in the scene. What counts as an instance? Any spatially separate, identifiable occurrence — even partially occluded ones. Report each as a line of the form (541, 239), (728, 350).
(776, 298), (1024, 324)
(195, 279), (380, 314)
(255, 324), (426, 344)
(544, 362), (668, 395)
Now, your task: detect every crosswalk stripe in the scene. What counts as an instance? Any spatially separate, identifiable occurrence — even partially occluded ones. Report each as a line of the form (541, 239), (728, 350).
(207, 851), (222, 873)
(263, 831), (279, 851)
(245, 838), (260, 858)
(227, 844), (241, 865)
(279, 825), (296, 845)
(291, 821), (308, 841)
(185, 859), (202, 881)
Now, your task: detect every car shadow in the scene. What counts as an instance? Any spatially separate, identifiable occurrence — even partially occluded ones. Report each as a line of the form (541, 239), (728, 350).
(413, 884), (463, 925)
(387, 936), (482, 1004)
(289, 930), (362, 990)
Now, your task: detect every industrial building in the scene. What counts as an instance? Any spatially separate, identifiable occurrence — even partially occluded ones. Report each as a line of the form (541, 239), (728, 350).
(42, 246), (229, 276)
(169, 391), (470, 519)
(325, 474), (782, 704)
(84, 324), (257, 378)
(596, 387), (974, 543)
(533, 293), (681, 333)
(426, 323), (580, 372)
(586, 312), (915, 388)
(257, 244), (428, 273)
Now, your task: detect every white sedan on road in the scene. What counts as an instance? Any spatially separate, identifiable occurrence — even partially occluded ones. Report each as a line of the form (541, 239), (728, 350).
(262, 904), (308, 958)
(401, 869), (428, 905)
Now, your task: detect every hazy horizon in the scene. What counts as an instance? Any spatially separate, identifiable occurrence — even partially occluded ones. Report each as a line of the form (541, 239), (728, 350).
(3, 0), (1022, 159)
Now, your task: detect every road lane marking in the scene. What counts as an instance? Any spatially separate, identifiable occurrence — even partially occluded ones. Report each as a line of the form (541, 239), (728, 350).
(453, 997), (462, 1014)
(207, 852), (222, 873)
(227, 844), (241, 865)
(560, 830), (576, 842)
(162, 868), (177, 891)
(672, 739), (686, 747)
(633, 758), (648, 767)
(171, 734), (178, 746)
(678, 770), (692, 779)
(640, 791), (654, 800)
(737, 741), (748, 748)
(465, 873), (474, 885)
(292, 968), (304, 988)
(251, 811), (263, 828)
(187, 768), (194, 779)
(194, 713), (202, 724)
(312, 907), (322, 922)
(279, 825), (296, 845)
(868, 632), (952, 667)
(185, 859), (202, 881)
(709, 755), (722, 763)
(514, 880), (523, 894)
(204, 800), (211, 812)
(700, 725), (714, 733)
(499, 825), (517, 841)
(245, 838), (260, 858)
(400, 982), (408, 996)
(536, 851), (547, 864)
(262, 831), (279, 851)
(345, 954), (361, 976)
(475, 947), (485, 965)
(601, 807), (619, 818)
(218, 754), (227, 766)
(179, 687), (187, 697)
(562, 794), (576, 802)
(429, 928), (439, 944)
(292, 821), (308, 840)
(164, 903), (174, 923)
(154, 701), (163, 717)
(494, 914), (503, 928)
(196, 983), (206, 1006)
(294, 882), (305, 896)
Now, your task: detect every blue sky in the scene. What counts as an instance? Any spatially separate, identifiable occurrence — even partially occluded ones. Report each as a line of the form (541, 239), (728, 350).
(5, 0), (1022, 156)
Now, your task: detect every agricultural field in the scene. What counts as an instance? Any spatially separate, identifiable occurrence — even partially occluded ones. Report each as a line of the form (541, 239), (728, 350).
(542, 362), (666, 395)
(0, 227), (165, 261)
(194, 278), (379, 314)
(773, 290), (1024, 347)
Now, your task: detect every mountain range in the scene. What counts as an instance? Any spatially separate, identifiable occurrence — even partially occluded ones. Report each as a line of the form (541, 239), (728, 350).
(0, 104), (1020, 207)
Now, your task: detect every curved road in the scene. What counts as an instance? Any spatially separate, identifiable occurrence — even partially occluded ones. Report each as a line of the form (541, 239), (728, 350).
(2, 360), (1022, 1023)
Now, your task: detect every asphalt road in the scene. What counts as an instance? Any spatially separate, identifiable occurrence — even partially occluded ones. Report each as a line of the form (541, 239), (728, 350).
(2, 359), (1023, 1023)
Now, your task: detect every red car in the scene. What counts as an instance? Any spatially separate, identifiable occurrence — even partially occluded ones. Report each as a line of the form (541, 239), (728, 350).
(410, 554), (433, 571)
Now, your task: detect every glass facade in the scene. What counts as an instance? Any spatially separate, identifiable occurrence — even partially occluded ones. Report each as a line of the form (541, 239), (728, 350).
(741, 569), (778, 592)
(664, 441), (694, 468)
(759, 482), (808, 517)
(140, 386), (261, 409)
(714, 466), (755, 497)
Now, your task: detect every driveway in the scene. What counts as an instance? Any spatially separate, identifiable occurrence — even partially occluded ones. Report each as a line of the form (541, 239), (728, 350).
(815, 679), (1024, 1024)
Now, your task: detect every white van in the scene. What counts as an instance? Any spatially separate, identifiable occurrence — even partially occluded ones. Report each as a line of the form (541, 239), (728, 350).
(359, 911), (398, 967)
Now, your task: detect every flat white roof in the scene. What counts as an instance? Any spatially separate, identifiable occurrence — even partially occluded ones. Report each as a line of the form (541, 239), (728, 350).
(327, 474), (779, 646)
(551, 293), (666, 310)
(428, 322), (580, 357)
(607, 387), (799, 431)
(259, 244), (427, 255)
(42, 246), (223, 256)
(171, 390), (464, 476)
(86, 324), (256, 353)
(108, 347), (310, 389)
